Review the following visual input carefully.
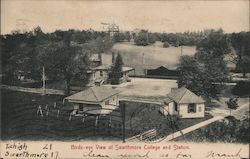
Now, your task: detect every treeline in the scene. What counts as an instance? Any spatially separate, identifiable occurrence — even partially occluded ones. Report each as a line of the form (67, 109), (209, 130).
(132, 29), (250, 50)
(132, 30), (211, 46)
(1, 27), (114, 94)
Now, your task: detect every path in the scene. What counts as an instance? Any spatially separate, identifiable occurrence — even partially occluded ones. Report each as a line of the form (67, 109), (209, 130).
(0, 85), (65, 95)
(232, 102), (249, 120)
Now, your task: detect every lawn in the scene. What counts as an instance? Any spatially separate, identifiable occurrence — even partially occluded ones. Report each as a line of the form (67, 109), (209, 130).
(102, 42), (196, 75)
(1, 90), (123, 140)
(122, 101), (213, 139)
(1, 90), (213, 141)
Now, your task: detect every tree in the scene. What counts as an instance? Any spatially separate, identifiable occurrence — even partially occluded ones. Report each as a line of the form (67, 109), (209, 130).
(230, 32), (250, 77)
(178, 29), (231, 100)
(134, 30), (149, 46)
(226, 97), (239, 116)
(41, 42), (89, 95)
(124, 31), (131, 42)
(177, 56), (209, 97)
(109, 53), (123, 84)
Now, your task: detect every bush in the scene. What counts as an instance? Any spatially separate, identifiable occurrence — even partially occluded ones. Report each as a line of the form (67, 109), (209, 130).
(163, 42), (170, 48)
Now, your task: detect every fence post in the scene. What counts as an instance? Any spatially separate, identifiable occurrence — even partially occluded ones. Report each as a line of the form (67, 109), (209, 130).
(57, 109), (60, 118)
(37, 105), (43, 117)
(46, 108), (49, 116)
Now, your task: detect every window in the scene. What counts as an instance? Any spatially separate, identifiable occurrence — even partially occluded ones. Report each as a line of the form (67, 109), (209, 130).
(100, 71), (103, 77)
(113, 97), (115, 101)
(188, 103), (196, 113)
(105, 100), (109, 105)
(79, 103), (84, 111)
(174, 102), (178, 111)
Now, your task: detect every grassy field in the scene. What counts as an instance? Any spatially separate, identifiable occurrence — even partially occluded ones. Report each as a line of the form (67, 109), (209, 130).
(123, 101), (213, 138)
(2, 90), (212, 141)
(1, 90), (123, 140)
(102, 42), (196, 75)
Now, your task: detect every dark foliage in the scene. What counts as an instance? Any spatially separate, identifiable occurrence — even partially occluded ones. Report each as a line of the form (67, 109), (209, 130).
(176, 116), (249, 143)
(163, 42), (170, 48)
(232, 81), (250, 96)
(177, 29), (230, 100)
(109, 53), (124, 84)
(1, 27), (113, 93)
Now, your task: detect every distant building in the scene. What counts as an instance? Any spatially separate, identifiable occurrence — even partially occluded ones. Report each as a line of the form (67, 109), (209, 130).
(64, 86), (121, 116)
(160, 87), (205, 118)
(146, 66), (179, 77)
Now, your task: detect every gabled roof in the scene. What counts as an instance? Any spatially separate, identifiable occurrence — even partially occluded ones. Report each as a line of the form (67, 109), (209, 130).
(166, 87), (204, 104)
(65, 86), (120, 104)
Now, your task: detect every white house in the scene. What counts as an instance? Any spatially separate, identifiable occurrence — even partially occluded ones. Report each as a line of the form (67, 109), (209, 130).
(64, 86), (121, 116)
(160, 87), (205, 118)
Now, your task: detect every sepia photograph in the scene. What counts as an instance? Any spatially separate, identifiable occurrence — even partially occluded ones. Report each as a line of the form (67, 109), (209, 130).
(0, 0), (249, 158)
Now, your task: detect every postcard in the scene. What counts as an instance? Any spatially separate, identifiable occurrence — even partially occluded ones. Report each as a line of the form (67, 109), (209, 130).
(1, 0), (249, 158)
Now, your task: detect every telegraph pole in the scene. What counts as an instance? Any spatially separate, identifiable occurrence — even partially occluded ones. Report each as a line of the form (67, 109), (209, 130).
(121, 102), (126, 143)
(181, 46), (183, 56)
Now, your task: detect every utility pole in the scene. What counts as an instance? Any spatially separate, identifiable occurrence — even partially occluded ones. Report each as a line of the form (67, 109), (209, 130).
(121, 102), (126, 143)
(181, 46), (183, 56)
(142, 53), (145, 65)
(42, 66), (46, 95)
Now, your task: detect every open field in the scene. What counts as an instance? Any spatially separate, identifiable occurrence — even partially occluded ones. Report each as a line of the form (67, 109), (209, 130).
(102, 42), (196, 75)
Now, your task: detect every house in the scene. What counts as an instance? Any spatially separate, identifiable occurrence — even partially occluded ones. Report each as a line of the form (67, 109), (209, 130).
(87, 64), (134, 86)
(146, 66), (179, 77)
(64, 86), (121, 116)
(160, 87), (205, 118)
(87, 65), (110, 86)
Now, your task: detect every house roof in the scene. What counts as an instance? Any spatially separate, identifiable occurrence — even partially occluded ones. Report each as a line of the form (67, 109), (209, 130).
(121, 66), (134, 72)
(166, 87), (204, 104)
(89, 65), (134, 72)
(65, 86), (121, 103)
(91, 64), (110, 70)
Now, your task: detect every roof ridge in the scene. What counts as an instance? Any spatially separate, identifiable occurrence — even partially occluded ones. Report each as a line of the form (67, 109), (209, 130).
(178, 87), (188, 103)
(90, 87), (99, 101)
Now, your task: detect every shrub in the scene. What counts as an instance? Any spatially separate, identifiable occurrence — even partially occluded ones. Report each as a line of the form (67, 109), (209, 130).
(163, 42), (170, 48)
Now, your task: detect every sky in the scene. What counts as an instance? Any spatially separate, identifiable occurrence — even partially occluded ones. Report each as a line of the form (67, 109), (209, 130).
(1, 0), (249, 34)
